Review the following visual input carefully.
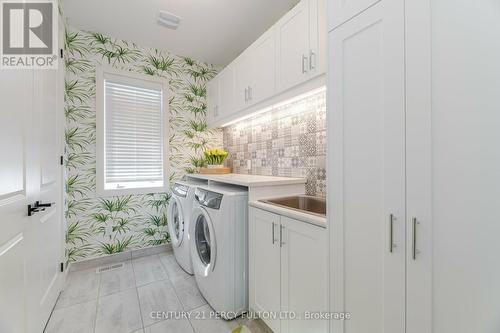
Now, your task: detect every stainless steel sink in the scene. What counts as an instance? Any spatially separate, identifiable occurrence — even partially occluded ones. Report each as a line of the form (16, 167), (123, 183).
(259, 195), (326, 217)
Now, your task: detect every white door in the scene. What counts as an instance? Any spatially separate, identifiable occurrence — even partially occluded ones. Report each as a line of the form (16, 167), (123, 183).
(328, 0), (380, 31)
(0, 69), (36, 333)
(0, 45), (63, 333)
(249, 208), (281, 333)
(405, 1), (500, 332)
(249, 28), (276, 105)
(276, 0), (310, 93)
(328, 1), (406, 333)
(405, 1), (432, 332)
(30, 65), (65, 331)
(280, 217), (327, 333)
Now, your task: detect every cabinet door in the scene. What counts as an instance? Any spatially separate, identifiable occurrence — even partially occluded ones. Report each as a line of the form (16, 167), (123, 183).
(328, 0), (380, 31)
(206, 76), (219, 124)
(405, 1), (432, 332)
(249, 28), (276, 105)
(249, 208), (281, 333)
(276, 0), (310, 93)
(280, 217), (328, 333)
(328, 2), (406, 333)
(234, 54), (252, 111)
(308, 0), (327, 77)
(218, 65), (234, 119)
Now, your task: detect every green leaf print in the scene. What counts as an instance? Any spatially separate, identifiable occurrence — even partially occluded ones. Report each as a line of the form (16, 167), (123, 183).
(63, 28), (222, 263)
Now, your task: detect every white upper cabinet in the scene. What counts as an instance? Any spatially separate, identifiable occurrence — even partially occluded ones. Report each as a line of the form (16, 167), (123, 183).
(276, 0), (310, 93)
(328, 0), (381, 31)
(207, 0), (326, 127)
(276, 0), (325, 93)
(309, 0), (327, 76)
(235, 28), (276, 112)
(207, 65), (235, 124)
(234, 53), (252, 112)
(218, 65), (235, 119)
(249, 28), (276, 105)
(206, 74), (219, 124)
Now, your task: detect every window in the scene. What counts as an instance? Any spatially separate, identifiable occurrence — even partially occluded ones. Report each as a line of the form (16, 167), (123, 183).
(96, 68), (168, 196)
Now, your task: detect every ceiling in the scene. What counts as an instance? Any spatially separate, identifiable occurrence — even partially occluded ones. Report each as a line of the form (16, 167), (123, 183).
(62, 0), (299, 66)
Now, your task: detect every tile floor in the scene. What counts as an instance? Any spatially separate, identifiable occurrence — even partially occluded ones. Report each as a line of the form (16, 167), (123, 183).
(44, 251), (272, 333)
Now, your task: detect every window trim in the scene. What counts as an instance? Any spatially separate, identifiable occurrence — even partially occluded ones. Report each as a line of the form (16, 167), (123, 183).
(96, 66), (169, 197)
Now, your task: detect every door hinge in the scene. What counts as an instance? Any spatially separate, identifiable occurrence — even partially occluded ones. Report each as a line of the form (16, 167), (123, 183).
(60, 48), (63, 59)
(60, 155), (63, 165)
(60, 262), (64, 272)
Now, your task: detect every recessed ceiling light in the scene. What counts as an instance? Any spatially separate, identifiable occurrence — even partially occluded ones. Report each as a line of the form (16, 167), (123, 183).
(158, 10), (181, 30)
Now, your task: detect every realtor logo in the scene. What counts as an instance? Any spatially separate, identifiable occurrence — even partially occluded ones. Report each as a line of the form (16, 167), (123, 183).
(1, 0), (58, 69)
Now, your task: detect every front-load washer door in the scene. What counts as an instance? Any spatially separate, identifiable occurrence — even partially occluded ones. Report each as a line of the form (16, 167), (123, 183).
(190, 207), (217, 276)
(167, 196), (184, 247)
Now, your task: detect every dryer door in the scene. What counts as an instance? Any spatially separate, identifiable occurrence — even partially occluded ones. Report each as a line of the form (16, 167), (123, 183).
(190, 207), (217, 276)
(167, 196), (184, 247)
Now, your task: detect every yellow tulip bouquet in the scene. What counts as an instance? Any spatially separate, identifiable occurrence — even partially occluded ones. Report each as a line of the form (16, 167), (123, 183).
(204, 148), (229, 167)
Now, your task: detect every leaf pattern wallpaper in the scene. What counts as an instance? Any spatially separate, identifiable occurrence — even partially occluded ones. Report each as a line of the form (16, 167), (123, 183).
(64, 27), (222, 263)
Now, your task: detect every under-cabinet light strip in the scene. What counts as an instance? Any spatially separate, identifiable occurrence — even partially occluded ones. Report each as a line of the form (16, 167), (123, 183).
(220, 86), (326, 127)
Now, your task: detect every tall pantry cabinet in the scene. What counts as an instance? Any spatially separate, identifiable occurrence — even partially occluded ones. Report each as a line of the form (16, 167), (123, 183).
(328, 0), (410, 332)
(327, 0), (500, 333)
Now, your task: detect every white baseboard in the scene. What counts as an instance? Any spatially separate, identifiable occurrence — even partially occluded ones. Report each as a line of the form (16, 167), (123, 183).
(68, 243), (173, 272)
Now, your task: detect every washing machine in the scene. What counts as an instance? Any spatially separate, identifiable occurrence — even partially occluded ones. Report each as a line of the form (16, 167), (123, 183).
(189, 184), (249, 319)
(167, 179), (204, 275)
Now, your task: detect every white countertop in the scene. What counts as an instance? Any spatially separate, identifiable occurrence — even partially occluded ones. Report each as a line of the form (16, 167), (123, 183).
(185, 173), (306, 187)
(249, 200), (327, 228)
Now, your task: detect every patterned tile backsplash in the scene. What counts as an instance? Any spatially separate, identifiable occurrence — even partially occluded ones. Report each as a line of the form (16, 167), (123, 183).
(223, 89), (327, 197)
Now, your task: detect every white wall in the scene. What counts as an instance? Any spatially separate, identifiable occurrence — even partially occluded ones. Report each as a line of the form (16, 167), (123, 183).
(432, 1), (500, 332)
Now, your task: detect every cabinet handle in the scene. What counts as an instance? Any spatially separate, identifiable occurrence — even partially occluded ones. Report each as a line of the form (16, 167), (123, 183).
(248, 86), (252, 101)
(389, 213), (395, 253)
(244, 87), (248, 102)
(272, 222), (275, 245)
(309, 49), (316, 70)
(412, 217), (419, 260)
(214, 105), (218, 117)
(302, 54), (308, 74)
(279, 224), (285, 247)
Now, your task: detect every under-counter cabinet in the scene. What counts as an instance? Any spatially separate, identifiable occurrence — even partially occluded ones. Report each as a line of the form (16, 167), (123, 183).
(249, 207), (328, 333)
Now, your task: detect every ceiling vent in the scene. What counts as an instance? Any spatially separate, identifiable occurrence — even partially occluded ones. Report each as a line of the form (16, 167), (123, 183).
(158, 10), (181, 30)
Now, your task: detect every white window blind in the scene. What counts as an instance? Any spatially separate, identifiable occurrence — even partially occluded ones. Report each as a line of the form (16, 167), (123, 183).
(104, 78), (164, 190)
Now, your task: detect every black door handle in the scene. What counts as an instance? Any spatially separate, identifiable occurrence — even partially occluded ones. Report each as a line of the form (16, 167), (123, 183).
(28, 204), (45, 216)
(35, 201), (54, 208)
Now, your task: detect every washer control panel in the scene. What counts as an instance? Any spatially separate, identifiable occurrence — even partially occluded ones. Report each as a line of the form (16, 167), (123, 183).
(194, 188), (223, 210)
(172, 183), (189, 197)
